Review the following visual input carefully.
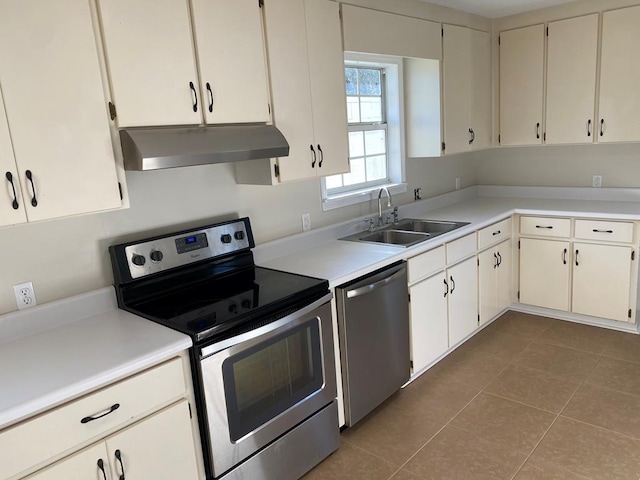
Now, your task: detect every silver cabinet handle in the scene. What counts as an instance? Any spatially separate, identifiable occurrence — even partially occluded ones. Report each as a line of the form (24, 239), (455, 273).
(346, 267), (406, 298)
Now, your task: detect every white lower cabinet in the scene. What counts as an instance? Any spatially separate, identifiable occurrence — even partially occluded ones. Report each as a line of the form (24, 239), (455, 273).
(409, 272), (449, 373)
(572, 242), (634, 322)
(24, 401), (198, 480)
(447, 257), (479, 347)
(479, 239), (512, 325)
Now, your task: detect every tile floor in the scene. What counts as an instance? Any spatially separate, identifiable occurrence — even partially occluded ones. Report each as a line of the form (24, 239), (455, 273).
(303, 311), (640, 480)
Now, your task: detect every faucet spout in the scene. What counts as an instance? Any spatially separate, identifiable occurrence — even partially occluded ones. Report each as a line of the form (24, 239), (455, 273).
(377, 187), (392, 223)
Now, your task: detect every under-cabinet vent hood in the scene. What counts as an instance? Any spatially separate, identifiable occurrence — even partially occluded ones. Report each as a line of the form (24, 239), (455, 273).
(120, 125), (289, 171)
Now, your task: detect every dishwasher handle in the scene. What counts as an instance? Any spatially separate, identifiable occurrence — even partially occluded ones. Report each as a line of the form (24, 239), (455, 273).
(345, 265), (406, 299)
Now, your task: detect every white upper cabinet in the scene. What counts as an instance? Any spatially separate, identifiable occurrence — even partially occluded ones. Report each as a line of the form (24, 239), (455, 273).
(98, 0), (270, 128)
(499, 24), (545, 146)
(0, 87), (27, 227)
(0, 0), (121, 223)
(442, 25), (491, 155)
(98, 0), (201, 127)
(191, 0), (270, 124)
(598, 5), (640, 143)
(545, 14), (598, 145)
(263, 0), (348, 182)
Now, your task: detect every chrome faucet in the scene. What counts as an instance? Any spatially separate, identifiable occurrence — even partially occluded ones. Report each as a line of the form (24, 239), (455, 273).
(377, 187), (392, 225)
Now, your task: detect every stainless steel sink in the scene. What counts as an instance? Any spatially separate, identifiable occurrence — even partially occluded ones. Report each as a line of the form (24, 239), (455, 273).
(339, 218), (469, 247)
(394, 219), (470, 235)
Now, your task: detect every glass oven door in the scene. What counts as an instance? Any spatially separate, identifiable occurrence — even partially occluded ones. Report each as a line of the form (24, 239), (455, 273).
(199, 296), (336, 477)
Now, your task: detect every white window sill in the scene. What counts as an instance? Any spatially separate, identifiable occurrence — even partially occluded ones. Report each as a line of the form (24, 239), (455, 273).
(322, 183), (407, 211)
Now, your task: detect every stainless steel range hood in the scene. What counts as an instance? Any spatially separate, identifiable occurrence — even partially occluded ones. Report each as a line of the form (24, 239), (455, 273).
(120, 124), (289, 171)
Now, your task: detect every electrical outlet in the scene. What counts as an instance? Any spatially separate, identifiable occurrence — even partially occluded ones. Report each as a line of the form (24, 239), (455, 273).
(302, 213), (311, 232)
(592, 175), (603, 188)
(456, 177), (461, 190)
(13, 281), (37, 310)
(414, 188), (422, 200)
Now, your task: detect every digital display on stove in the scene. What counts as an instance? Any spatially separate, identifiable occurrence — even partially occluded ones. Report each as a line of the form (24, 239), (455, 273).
(175, 233), (209, 254)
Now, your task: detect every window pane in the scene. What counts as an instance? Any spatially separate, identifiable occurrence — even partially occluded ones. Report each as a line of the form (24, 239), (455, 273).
(348, 131), (365, 158)
(358, 69), (381, 95)
(345, 68), (358, 95)
(366, 155), (387, 182)
(343, 158), (365, 186)
(346, 96), (360, 123)
(360, 97), (382, 122)
(364, 130), (386, 155)
(325, 174), (343, 190)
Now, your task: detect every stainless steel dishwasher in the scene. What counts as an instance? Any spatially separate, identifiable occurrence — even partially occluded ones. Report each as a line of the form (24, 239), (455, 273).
(336, 261), (410, 426)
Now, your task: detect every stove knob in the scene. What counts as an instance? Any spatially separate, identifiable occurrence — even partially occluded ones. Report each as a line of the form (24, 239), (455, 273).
(221, 234), (232, 244)
(150, 250), (164, 262)
(234, 231), (245, 240)
(131, 254), (146, 266)
(241, 299), (252, 309)
(228, 302), (238, 313)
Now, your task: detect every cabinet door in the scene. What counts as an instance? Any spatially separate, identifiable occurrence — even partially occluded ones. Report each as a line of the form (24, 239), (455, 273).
(478, 248), (498, 325)
(410, 272), (449, 373)
(305, 0), (349, 177)
(599, 6), (640, 143)
(0, 0), (121, 222)
(24, 443), (110, 480)
(0, 86), (27, 226)
(106, 401), (199, 480)
(264, 0), (316, 182)
(499, 25), (544, 145)
(442, 24), (472, 155)
(572, 243), (632, 322)
(496, 239), (513, 313)
(98, 0), (201, 127)
(448, 257), (478, 347)
(545, 14), (598, 144)
(520, 238), (570, 311)
(470, 29), (492, 150)
(192, 0), (270, 124)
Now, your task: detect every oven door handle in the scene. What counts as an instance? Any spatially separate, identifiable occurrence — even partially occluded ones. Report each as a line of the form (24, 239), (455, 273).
(345, 267), (406, 299)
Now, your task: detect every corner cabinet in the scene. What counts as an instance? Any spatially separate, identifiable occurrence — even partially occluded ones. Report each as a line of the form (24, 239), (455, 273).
(442, 25), (491, 154)
(0, 0), (122, 225)
(97, 0), (270, 127)
(259, 0), (349, 183)
(0, 356), (202, 480)
(518, 216), (638, 324)
(499, 24), (545, 146)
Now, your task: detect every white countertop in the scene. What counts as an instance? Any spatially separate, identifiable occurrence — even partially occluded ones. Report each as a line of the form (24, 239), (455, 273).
(0, 288), (191, 430)
(258, 187), (640, 287)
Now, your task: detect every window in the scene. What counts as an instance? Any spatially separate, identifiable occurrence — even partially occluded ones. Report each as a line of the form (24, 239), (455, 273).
(322, 54), (406, 211)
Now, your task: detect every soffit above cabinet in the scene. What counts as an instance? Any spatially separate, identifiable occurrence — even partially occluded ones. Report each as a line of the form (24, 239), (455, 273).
(419, 0), (579, 19)
(341, 4), (442, 60)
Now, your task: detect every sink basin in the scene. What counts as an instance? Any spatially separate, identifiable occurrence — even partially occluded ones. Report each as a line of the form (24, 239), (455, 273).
(357, 230), (431, 247)
(339, 218), (470, 247)
(394, 219), (470, 235)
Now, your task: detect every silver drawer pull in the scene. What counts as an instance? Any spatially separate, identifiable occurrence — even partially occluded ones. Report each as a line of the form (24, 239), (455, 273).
(535, 225), (553, 229)
(81, 403), (120, 424)
(592, 229), (613, 234)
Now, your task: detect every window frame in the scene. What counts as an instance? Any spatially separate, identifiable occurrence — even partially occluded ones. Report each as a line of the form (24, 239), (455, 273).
(321, 53), (407, 211)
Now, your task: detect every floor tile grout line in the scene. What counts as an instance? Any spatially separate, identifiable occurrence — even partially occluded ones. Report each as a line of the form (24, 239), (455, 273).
(555, 414), (640, 442)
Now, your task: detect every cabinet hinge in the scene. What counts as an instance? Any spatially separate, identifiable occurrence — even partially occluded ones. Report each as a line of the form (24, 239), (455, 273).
(188, 402), (193, 419)
(258, 0), (263, 7)
(498, 134), (501, 144)
(274, 164), (280, 178)
(477, 258), (480, 266)
(543, 132), (546, 142)
(441, 27), (444, 37)
(498, 36), (501, 46)
(518, 240), (520, 249)
(632, 250), (635, 261)
(408, 293), (411, 303)
(118, 182), (123, 200)
(410, 360), (414, 369)
(517, 290), (520, 300)
(108, 101), (117, 120)
(268, 103), (271, 115)
(477, 314), (480, 325)
(629, 308), (632, 319)
(442, 141), (446, 153)
(546, 26), (549, 36)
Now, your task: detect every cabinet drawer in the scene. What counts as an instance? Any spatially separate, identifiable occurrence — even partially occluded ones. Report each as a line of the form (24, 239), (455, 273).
(520, 216), (571, 238)
(446, 233), (477, 265)
(478, 217), (512, 250)
(0, 357), (185, 480)
(408, 246), (445, 284)
(574, 219), (634, 243)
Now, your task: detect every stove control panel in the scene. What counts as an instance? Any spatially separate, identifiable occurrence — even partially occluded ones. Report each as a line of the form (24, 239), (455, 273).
(120, 218), (253, 279)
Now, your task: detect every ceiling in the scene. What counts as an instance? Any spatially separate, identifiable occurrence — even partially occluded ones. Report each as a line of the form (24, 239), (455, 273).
(421, 0), (578, 18)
